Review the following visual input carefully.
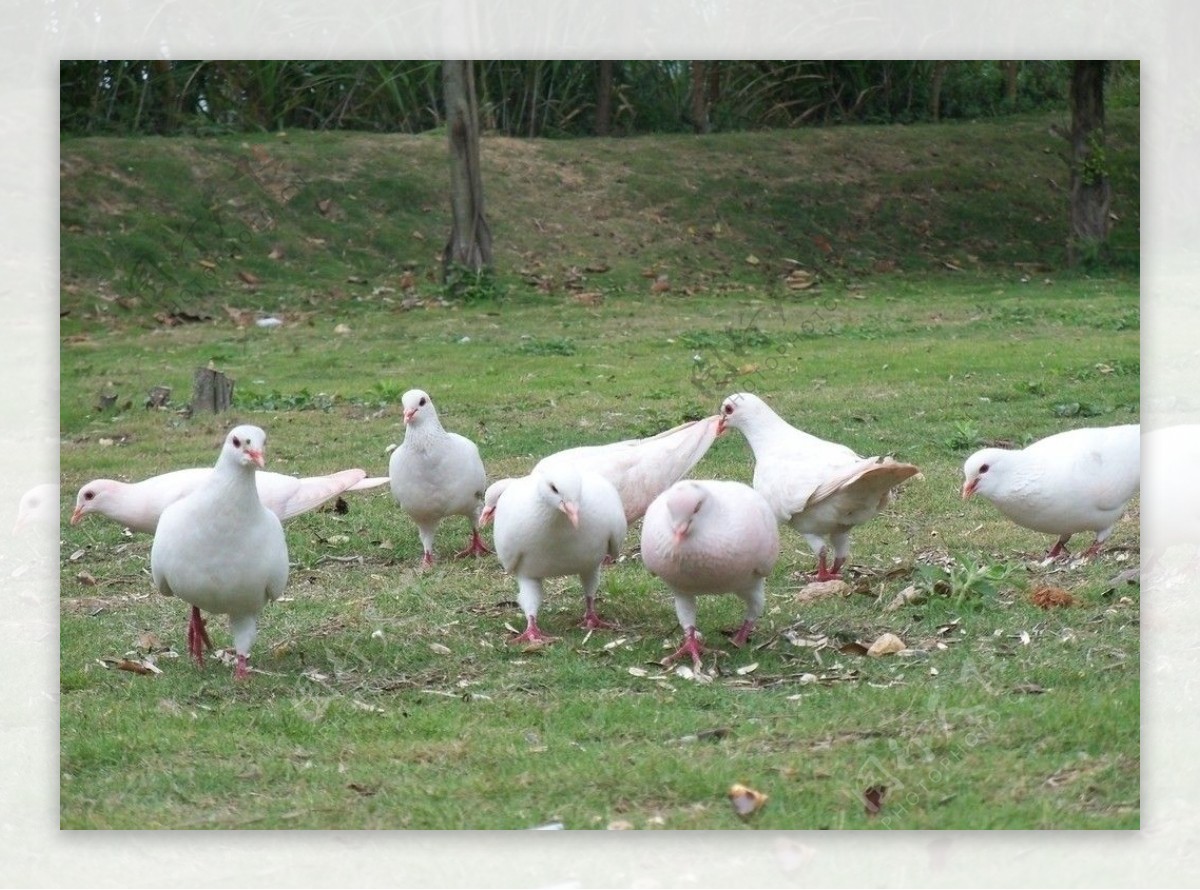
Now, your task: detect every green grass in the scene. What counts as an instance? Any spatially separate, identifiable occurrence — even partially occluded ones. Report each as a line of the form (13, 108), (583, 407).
(58, 115), (1139, 830)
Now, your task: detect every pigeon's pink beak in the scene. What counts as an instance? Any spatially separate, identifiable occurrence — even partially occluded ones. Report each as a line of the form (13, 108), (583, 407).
(672, 521), (691, 544)
(961, 478), (978, 499)
(716, 415), (728, 435)
(70, 505), (85, 525)
(559, 501), (580, 529)
(246, 448), (265, 469)
(479, 505), (496, 527)
(403, 407), (418, 424)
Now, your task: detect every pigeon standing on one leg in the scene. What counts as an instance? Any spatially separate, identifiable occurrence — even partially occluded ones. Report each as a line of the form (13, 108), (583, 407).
(388, 389), (490, 566)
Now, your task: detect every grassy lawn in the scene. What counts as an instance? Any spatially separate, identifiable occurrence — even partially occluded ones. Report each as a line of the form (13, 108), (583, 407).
(57, 112), (1139, 830)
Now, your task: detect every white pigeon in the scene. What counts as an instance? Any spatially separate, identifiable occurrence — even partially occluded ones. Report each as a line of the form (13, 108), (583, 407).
(150, 425), (289, 681)
(534, 415), (723, 523)
(962, 423), (1140, 559)
(388, 388), (490, 566)
(641, 480), (780, 671)
(479, 477), (515, 527)
(71, 467), (387, 533)
(719, 392), (920, 581)
(491, 465), (627, 643)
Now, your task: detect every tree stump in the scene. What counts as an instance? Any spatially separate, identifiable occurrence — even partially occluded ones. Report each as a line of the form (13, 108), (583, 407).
(145, 385), (172, 409)
(190, 367), (233, 414)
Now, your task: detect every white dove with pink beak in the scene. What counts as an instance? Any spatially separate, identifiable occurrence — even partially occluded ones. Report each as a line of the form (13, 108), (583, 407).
(491, 465), (626, 644)
(150, 425), (289, 681)
(388, 388), (490, 566)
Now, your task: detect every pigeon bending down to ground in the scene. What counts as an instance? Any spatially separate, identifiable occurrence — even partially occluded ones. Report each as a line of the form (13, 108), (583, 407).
(491, 465), (627, 643)
(150, 425), (289, 681)
(718, 392), (920, 581)
(641, 480), (780, 671)
(962, 423), (1140, 559)
(534, 415), (722, 523)
(71, 467), (387, 533)
(388, 388), (490, 566)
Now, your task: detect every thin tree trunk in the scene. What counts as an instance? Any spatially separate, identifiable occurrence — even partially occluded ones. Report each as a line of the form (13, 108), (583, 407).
(151, 60), (178, 134)
(1067, 61), (1111, 266)
(442, 60), (492, 279)
(690, 61), (711, 134)
(1001, 61), (1019, 105)
(929, 61), (951, 122)
(595, 60), (613, 136)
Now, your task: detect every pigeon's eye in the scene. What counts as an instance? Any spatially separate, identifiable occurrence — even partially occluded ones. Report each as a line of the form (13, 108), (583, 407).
(232, 436), (241, 448)
(979, 463), (990, 474)
(549, 483), (559, 495)
(723, 403), (734, 415)
(84, 490), (95, 501)
(418, 396), (427, 407)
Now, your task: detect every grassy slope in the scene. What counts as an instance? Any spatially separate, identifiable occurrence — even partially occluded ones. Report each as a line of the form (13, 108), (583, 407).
(58, 110), (1139, 829)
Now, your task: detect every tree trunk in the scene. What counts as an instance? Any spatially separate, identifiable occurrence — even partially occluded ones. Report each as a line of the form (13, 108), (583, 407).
(1001, 61), (1019, 106)
(595, 60), (613, 136)
(1067, 60), (1111, 266)
(929, 61), (951, 122)
(690, 61), (711, 134)
(442, 60), (492, 280)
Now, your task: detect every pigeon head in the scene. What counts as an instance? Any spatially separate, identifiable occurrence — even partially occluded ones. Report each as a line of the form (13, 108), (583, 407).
(961, 447), (1007, 499)
(479, 477), (514, 526)
(72, 479), (119, 525)
(662, 481), (707, 544)
(717, 392), (769, 434)
(401, 389), (435, 425)
(535, 466), (582, 529)
(224, 425), (267, 470)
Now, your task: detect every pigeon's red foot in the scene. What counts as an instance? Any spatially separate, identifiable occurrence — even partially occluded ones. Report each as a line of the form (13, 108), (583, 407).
(509, 618), (559, 645)
(810, 552), (844, 582)
(420, 550), (436, 568)
(1045, 537), (1071, 561)
(728, 620), (755, 648)
(1081, 539), (1103, 559)
(233, 653), (250, 681)
(579, 606), (616, 631)
(662, 628), (712, 671)
(455, 531), (491, 559)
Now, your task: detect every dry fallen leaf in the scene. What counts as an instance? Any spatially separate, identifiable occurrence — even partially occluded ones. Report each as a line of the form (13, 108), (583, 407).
(728, 783), (769, 818)
(99, 657), (159, 676)
(1031, 586), (1078, 609)
(867, 633), (906, 657)
(863, 784), (887, 816)
(794, 579), (850, 603)
(134, 630), (164, 651)
(428, 643), (452, 656)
